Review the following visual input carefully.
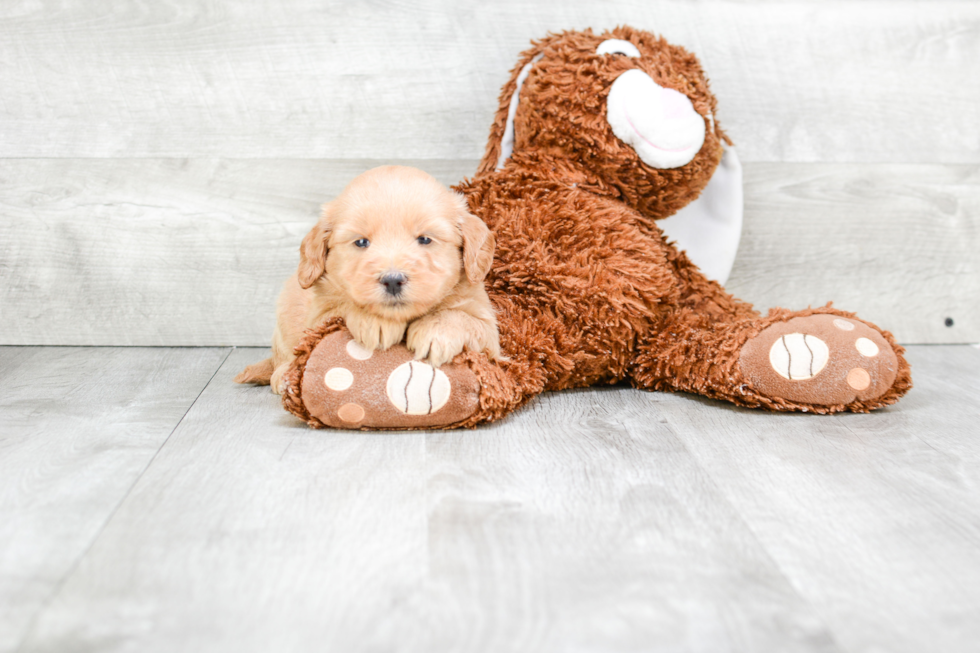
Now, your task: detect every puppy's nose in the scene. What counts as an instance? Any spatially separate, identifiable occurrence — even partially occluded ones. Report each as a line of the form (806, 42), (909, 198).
(380, 272), (407, 296)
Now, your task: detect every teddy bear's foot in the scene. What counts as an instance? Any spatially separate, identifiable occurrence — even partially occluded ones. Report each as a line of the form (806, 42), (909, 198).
(293, 330), (481, 429)
(739, 313), (902, 408)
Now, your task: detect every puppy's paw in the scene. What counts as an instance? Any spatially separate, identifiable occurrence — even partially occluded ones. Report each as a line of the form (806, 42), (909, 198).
(270, 363), (291, 395)
(405, 315), (467, 367)
(346, 312), (407, 351)
(407, 310), (501, 367)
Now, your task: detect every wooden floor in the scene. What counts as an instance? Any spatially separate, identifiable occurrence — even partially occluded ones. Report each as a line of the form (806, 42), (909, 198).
(1, 344), (977, 653)
(2, 1), (976, 650)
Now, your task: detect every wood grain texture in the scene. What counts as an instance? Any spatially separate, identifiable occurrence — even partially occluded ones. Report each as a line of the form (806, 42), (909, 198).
(0, 0), (977, 163)
(726, 163), (980, 344)
(0, 346), (229, 653)
(410, 390), (837, 652)
(13, 348), (433, 653)
(657, 344), (980, 653)
(0, 158), (470, 347)
(16, 348), (839, 653)
(13, 345), (980, 652)
(1, 158), (975, 346)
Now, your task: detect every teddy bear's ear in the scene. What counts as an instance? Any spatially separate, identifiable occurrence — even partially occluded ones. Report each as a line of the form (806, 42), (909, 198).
(476, 34), (565, 176)
(297, 202), (334, 289)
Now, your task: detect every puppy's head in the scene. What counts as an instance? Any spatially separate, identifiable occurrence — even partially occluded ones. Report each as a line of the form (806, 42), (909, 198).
(298, 165), (494, 321)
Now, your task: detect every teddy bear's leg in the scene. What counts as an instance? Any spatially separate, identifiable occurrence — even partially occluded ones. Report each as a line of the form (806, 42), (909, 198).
(280, 319), (546, 429)
(630, 263), (911, 412)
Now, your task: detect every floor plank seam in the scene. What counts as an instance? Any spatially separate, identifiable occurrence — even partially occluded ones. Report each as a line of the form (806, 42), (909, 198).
(656, 414), (849, 653)
(12, 346), (234, 653)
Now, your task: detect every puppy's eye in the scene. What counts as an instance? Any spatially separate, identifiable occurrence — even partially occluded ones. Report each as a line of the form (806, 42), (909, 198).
(353, 238), (370, 248)
(416, 235), (432, 245)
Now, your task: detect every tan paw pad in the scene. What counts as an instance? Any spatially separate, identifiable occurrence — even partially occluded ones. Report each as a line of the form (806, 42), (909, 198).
(346, 340), (374, 361)
(846, 368), (871, 391)
(386, 361), (451, 415)
(337, 403), (365, 423)
(740, 314), (899, 406)
(768, 334), (829, 380)
(855, 337), (879, 357)
(299, 331), (481, 429)
(324, 367), (354, 391)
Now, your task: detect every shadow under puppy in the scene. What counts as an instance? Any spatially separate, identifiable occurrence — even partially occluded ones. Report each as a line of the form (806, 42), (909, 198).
(235, 165), (501, 392)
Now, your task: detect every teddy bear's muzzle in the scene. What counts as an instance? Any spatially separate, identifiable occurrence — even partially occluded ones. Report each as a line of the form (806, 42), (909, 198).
(606, 69), (707, 169)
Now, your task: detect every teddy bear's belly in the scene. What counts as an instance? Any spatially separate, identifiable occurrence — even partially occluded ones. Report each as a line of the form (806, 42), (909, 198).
(487, 260), (668, 389)
(469, 183), (680, 388)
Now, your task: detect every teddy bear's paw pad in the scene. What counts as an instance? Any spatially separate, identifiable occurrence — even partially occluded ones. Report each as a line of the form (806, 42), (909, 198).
(738, 314), (898, 406)
(300, 331), (480, 429)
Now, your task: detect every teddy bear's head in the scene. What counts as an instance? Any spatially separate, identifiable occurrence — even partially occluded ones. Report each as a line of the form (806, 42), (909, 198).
(477, 27), (727, 220)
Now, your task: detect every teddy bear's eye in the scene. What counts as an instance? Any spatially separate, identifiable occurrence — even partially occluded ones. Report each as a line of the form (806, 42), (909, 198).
(596, 39), (641, 58)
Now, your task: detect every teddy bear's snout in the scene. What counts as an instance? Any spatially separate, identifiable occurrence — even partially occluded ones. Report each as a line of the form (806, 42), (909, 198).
(606, 69), (707, 169)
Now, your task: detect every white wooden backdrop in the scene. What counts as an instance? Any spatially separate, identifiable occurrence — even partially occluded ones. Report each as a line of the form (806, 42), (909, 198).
(1, 0), (977, 345)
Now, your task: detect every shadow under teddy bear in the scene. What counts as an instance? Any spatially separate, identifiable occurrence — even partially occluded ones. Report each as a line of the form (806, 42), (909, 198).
(279, 26), (912, 429)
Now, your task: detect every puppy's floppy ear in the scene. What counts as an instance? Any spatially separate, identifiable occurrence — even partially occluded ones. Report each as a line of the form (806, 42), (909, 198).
(297, 202), (334, 289)
(459, 210), (495, 284)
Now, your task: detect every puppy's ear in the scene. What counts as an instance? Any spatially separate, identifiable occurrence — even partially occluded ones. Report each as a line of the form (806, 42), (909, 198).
(459, 210), (495, 284)
(297, 203), (334, 289)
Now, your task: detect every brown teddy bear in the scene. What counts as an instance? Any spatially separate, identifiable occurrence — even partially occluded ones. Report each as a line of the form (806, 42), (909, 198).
(279, 27), (912, 429)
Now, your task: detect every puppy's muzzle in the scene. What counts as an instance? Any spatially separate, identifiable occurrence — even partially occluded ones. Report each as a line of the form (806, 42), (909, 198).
(380, 272), (407, 297)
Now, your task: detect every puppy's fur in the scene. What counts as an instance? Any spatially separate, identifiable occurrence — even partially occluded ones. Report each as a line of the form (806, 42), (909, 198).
(235, 165), (500, 393)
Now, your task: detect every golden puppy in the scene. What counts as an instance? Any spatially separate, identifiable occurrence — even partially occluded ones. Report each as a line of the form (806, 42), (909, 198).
(235, 165), (501, 393)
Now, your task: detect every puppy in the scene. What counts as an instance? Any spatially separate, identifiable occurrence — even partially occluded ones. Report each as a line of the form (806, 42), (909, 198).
(235, 165), (501, 393)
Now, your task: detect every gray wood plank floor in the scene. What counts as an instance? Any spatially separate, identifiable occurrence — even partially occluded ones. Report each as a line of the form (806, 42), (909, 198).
(0, 347), (231, 653)
(2, 344), (978, 653)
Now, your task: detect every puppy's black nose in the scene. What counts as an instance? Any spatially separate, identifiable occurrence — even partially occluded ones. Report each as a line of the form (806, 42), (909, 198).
(380, 272), (407, 297)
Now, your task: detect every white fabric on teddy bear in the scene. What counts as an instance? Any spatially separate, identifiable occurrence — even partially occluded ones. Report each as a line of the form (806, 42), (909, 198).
(658, 143), (743, 284)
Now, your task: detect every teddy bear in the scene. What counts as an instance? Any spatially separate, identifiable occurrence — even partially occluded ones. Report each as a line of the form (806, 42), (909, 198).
(278, 26), (912, 430)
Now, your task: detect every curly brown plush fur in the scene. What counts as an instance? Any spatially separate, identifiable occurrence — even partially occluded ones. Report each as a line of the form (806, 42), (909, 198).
(279, 318), (347, 428)
(280, 27), (911, 429)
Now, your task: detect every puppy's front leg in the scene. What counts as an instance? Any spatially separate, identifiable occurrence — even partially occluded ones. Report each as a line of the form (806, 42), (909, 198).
(346, 310), (407, 351)
(407, 309), (501, 367)
(270, 362), (292, 396)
